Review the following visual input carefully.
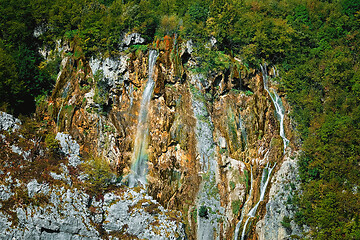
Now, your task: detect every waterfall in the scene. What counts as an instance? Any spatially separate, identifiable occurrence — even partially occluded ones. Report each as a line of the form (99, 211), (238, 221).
(234, 167), (253, 240)
(240, 163), (276, 240)
(261, 63), (289, 154)
(56, 101), (64, 128)
(56, 82), (71, 129)
(128, 50), (158, 188)
(241, 218), (251, 240)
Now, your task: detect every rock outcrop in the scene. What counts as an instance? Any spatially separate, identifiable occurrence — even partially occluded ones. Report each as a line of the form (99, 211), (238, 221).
(1, 33), (305, 239)
(0, 118), (185, 239)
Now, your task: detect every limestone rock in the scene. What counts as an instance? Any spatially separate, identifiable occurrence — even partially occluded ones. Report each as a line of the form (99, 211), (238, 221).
(56, 132), (82, 167)
(256, 153), (304, 240)
(0, 111), (21, 132)
(122, 32), (145, 46)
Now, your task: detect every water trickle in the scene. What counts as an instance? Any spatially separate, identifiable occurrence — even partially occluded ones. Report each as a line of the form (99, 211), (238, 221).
(240, 163), (276, 240)
(56, 101), (64, 128)
(261, 63), (289, 154)
(56, 82), (71, 129)
(238, 113), (247, 147)
(128, 50), (158, 188)
(234, 167), (253, 240)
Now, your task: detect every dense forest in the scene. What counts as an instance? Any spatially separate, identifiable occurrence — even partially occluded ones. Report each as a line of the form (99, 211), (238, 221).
(0, 0), (359, 239)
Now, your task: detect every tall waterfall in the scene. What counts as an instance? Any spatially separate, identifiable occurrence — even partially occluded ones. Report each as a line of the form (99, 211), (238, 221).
(261, 63), (289, 153)
(128, 50), (158, 188)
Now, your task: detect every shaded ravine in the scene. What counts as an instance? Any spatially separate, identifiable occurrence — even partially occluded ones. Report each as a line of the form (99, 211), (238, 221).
(128, 50), (158, 188)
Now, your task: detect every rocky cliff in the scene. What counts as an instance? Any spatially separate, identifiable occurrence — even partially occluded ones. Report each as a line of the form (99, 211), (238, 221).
(0, 34), (306, 239)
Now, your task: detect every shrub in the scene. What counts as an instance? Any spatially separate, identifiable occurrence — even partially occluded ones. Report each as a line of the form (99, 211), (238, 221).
(232, 200), (241, 216)
(81, 156), (115, 195)
(199, 205), (208, 218)
(45, 133), (60, 153)
(281, 216), (291, 230)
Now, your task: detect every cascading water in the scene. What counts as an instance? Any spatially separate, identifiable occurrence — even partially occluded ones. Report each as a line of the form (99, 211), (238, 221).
(56, 82), (71, 128)
(261, 63), (289, 153)
(234, 167), (253, 240)
(128, 50), (158, 188)
(240, 163), (276, 240)
(238, 113), (247, 148)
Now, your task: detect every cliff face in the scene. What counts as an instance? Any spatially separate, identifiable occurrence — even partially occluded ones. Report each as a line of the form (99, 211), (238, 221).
(0, 34), (304, 239)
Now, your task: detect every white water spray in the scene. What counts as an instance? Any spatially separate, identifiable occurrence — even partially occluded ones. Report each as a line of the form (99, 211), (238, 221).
(234, 167), (253, 240)
(240, 163), (276, 240)
(261, 63), (289, 153)
(128, 50), (158, 188)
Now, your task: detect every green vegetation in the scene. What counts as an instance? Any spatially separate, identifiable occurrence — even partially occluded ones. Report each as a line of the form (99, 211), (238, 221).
(281, 216), (292, 230)
(44, 133), (60, 154)
(198, 205), (208, 218)
(191, 207), (197, 223)
(229, 181), (236, 190)
(231, 200), (241, 216)
(81, 156), (115, 196)
(0, 0), (359, 238)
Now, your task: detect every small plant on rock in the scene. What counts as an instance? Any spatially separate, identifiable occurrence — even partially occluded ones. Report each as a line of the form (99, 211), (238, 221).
(199, 205), (208, 219)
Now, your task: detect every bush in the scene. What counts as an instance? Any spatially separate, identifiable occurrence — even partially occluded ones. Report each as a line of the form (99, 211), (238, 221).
(281, 216), (291, 230)
(81, 156), (115, 195)
(199, 205), (208, 218)
(232, 200), (241, 216)
(45, 133), (60, 152)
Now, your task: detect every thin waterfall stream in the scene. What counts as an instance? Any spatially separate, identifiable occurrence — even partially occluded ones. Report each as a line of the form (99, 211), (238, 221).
(234, 167), (253, 240)
(240, 163), (276, 240)
(261, 63), (289, 153)
(128, 50), (158, 188)
(234, 62), (289, 239)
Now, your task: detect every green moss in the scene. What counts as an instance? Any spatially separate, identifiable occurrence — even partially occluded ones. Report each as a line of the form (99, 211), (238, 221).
(281, 216), (292, 230)
(219, 148), (228, 155)
(45, 133), (60, 152)
(191, 207), (197, 223)
(243, 170), (249, 190)
(232, 200), (241, 216)
(103, 124), (115, 133)
(244, 90), (253, 96)
(230, 181), (236, 190)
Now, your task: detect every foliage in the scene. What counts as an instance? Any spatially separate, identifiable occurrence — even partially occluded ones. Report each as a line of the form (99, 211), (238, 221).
(0, 0), (359, 238)
(281, 216), (292, 230)
(198, 205), (208, 218)
(229, 181), (236, 190)
(81, 156), (115, 195)
(45, 133), (60, 154)
(231, 200), (241, 216)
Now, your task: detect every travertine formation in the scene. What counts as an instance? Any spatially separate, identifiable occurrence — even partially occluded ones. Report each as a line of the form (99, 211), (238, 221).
(0, 33), (305, 239)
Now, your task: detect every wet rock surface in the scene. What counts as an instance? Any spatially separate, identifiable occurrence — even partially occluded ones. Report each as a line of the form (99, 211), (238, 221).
(256, 153), (305, 240)
(0, 113), (185, 240)
(0, 34), (305, 239)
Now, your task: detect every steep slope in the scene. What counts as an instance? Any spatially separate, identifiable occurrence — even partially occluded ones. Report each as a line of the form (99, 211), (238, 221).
(1, 33), (305, 239)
